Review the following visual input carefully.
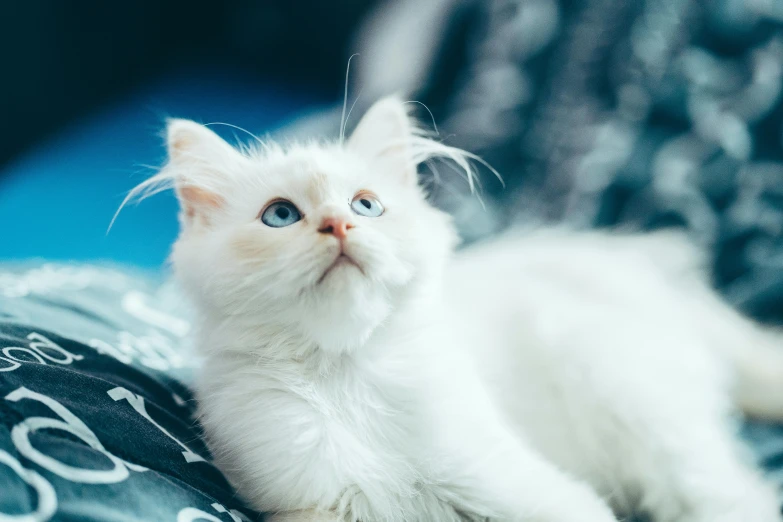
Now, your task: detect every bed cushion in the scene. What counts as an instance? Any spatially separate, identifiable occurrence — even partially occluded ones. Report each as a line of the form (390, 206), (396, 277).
(0, 264), (261, 521)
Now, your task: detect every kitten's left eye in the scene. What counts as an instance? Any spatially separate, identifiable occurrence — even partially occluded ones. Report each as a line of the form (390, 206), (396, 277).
(261, 200), (302, 227)
(351, 193), (384, 217)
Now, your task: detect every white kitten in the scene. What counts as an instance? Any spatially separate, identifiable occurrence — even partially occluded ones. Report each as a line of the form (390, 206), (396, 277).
(131, 97), (783, 521)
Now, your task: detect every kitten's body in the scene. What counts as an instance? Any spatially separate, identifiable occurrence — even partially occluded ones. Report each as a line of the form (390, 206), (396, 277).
(135, 98), (783, 521)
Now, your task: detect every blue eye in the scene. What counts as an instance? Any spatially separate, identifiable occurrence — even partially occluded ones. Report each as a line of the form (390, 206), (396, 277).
(350, 194), (384, 217)
(261, 200), (302, 228)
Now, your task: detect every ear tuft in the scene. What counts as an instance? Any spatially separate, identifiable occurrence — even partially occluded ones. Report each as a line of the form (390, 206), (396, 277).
(163, 119), (241, 227)
(348, 97), (412, 155)
(166, 119), (234, 163)
(347, 97), (417, 183)
(168, 119), (201, 157)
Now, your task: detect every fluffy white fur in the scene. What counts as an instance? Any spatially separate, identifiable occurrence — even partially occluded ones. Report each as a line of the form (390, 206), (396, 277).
(132, 97), (783, 521)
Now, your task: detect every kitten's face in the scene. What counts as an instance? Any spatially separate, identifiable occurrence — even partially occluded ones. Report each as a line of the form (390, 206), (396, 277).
(167, 98), (457, 352)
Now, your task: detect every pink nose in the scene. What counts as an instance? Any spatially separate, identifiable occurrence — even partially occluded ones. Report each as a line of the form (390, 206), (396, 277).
(318, 216), (354, 240)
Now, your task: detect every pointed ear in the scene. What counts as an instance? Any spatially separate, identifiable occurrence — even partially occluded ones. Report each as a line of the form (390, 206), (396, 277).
(347, 97), (416, 184)
(166, 119), (240, 226)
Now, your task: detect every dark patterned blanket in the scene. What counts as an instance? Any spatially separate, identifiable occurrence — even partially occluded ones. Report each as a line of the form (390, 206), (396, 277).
(0, 265), (260, 521)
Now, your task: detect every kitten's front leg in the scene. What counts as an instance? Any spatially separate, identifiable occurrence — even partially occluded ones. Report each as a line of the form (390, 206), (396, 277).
(623, 418), (781, 522)
(440, 433), (617, 522)
(423, 359), (616, 521)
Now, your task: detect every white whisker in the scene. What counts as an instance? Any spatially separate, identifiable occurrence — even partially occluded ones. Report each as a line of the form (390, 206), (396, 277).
(342, 88), (364, 139)
(339, 53), (360, 145)
(108, 171), (175, 233)
(204, 122), (264, 145)
(404, 100), (439, 135)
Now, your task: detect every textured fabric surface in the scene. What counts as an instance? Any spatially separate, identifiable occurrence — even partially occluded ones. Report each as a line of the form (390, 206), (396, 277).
(0, 265), (261, 521)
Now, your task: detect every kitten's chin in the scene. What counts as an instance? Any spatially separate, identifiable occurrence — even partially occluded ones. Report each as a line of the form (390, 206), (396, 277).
(316, 254), (363, 286)
(299, 282), (392, 355)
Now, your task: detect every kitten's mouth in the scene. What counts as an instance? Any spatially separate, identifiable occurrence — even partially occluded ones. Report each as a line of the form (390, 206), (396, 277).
(317, 253), (363, 284)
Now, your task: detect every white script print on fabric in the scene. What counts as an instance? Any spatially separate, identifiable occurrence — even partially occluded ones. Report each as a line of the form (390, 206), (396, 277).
(89, 330), (188, 371)
(0, 388), (246, 522)
(177, 503), (251, 522)
(0, 450), (57, 522)
(0, 327), (189, 374)
(5, 387), (147, 484)
(0, 333), (83, 373)
(210, 503), (251, 522)
(108, 386), (206, 464)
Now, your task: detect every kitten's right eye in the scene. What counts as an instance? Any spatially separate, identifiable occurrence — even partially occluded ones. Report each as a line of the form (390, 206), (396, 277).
(260, 200), (302, 228)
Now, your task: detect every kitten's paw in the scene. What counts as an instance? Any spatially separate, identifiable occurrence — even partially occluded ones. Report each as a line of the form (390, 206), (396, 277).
(266, 509), (342, 522)
(674, 481), (782, 522)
